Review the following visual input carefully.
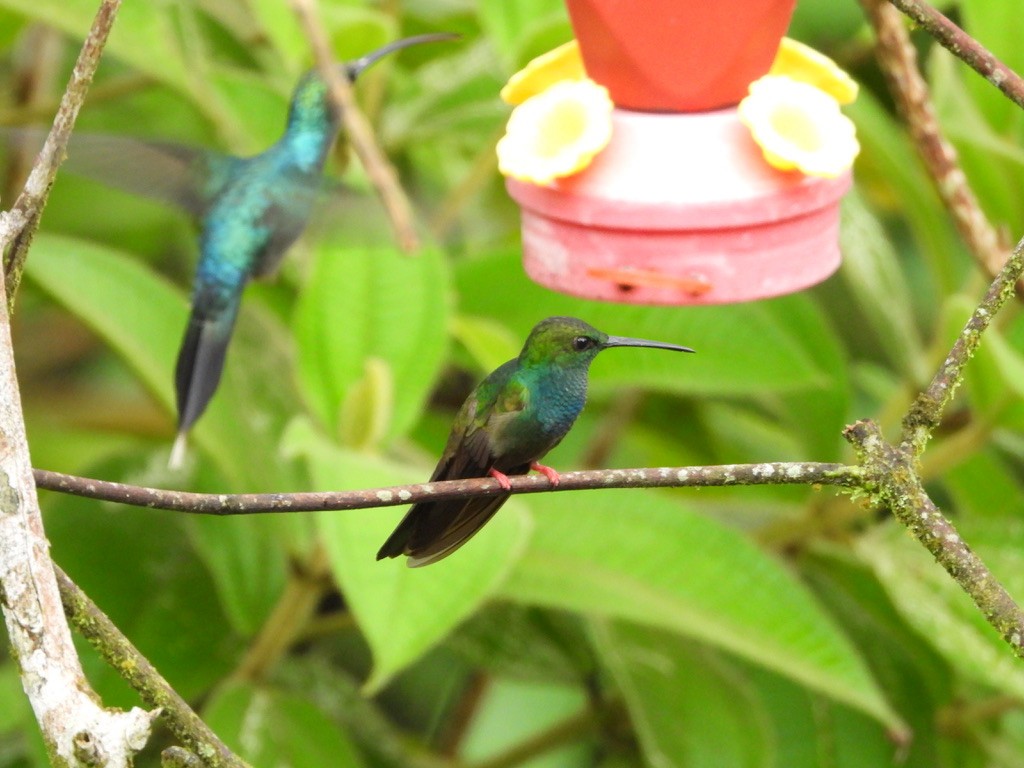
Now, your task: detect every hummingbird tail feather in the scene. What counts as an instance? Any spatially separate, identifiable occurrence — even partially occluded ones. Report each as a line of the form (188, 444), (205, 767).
(377, 493), (514, 566)
(174, 303), (240, 437)
(168, 432), (189, 470)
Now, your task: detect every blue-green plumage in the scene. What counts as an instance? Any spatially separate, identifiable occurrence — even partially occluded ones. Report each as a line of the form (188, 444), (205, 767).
(3, 34), (455, 467)
(377, 316), (695, 566)
(167, 33), (455, 465)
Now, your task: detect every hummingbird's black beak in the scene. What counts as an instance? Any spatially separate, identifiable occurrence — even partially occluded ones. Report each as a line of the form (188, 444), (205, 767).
(345, 32), (460, 80)
(603, 336), (695, 353)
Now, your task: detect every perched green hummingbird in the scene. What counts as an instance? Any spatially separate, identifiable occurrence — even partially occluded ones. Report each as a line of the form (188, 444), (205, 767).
(376, 316), (694, 566)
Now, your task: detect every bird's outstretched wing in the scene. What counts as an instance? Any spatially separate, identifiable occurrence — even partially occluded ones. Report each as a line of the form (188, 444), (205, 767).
(1, 126), (236, 218)
(377, 366), (530, 566)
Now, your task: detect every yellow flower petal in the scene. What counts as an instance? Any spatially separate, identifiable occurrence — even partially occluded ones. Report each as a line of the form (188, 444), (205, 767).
(770, 37), (859, 105)
(500, 40), (587, 105)
(497, 79), (613, 184)
(739, 75), (859, 178)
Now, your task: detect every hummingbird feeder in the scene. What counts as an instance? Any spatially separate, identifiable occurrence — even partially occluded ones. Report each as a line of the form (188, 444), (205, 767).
(498, 0), (858, 305)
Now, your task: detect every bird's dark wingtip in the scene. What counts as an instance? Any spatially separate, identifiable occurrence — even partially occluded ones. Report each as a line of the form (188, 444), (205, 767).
(376, 515), (414, 561)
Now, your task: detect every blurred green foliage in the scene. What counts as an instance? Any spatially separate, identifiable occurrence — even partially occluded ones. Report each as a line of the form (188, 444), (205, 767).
(3, 0), (1024, 766)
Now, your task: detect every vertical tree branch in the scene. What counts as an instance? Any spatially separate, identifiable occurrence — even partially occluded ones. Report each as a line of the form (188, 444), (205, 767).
(0, 0), (122, 314)
(288, 0), (421, 253)
(0, 188), (154, 766)
(0, 2), (165, 764)
(862, 0), (1011, 286)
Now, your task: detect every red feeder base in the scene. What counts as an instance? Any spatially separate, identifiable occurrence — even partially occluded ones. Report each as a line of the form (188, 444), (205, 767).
(507, 107), (852, 306)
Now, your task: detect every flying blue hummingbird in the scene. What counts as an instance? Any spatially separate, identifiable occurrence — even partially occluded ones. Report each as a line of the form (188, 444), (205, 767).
(167, 32), (455, 466)
(377, 316), (694, 566)
(6, 33), (455, 467)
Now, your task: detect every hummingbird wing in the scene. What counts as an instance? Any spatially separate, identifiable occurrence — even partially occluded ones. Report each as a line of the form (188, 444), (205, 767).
(377, 365), (531, 566)
(247, 174), (340, 280)
(1, 127), (235, 218)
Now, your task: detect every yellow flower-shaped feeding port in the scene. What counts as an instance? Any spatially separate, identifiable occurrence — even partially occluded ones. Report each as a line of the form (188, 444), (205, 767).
(497, 78), (613, 185)
(500, 40), (586, 105)
(770, 37), (858, 105)
(739, 75), (859, 178)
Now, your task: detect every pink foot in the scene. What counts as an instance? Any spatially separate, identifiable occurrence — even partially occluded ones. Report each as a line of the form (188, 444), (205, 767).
(531, 461), (561, 486)
(488, 467), (512, 490)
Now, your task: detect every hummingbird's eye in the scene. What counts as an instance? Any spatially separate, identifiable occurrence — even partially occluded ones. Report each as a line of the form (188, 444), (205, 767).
(572, 336), (595, 351)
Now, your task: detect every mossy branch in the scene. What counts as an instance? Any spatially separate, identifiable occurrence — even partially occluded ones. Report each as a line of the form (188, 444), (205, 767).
(843, 419), (1024, 656)
(53, 566), (250, 768)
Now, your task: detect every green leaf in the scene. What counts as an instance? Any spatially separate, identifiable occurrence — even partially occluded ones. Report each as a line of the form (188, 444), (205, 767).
(801, 547), (952, 764)
(944, 449), (1024, 522)
(857, 523), (1024, 701)
(838, 192), (929, 384)
(203, 681), (363, 768)
(447, 604), (595, 684)
(43, 455), (238, 703)
(382, 41), (509, 149)
(455, 248), (841, 397)
(457, 678), (588, 766)
(0, 661), (28, 732)
(26, 234), (302, 634)
(451, 313), (522, 374)
(337, 357), (394, 450)
(500, 490), (901, 729)
(24, 233), (292, 489)
(209, 66), (292, 152)
(293, 242), (450, 446)
(699, 401), (805, 462)
(591, 620), (772, 768)
(246, 0), (310, 72)
(0, 0), (193, 94)
(477, 0), (568, 69)
(958, 0), (1024, 132)
(929, 47), (1024, 233)
(744, 664), (918, 768)
(184, 512), (292, 638)
(284, 418), (530, 690)
(847, 92), (962, 294)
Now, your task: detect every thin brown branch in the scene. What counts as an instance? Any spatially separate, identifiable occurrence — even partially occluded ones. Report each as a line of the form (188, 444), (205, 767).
(862, 0), (1011, 287)
(901, 234), (1024, 454)
(886, 0), (1024, 112)
(288, 0), (420, 253)
(0, 0), (122, 314)
(33, 461), (863, 514)
(54, 565), (251, 768)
